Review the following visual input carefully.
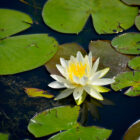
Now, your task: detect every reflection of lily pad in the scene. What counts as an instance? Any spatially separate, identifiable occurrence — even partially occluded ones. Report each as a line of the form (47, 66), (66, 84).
(123, 120), (140, 140)
(89, 40), (131, 77)
(111, 71), (140, 96)
(49, 125), (112, 140)
(121, 0), (140, 5)
(24, 88), (54, 98)
(128, 57), (140, 70)
(28, 106), (80, 137)
(0, 34), (58, 75)
(0, 133), (9, 140)
(42, 0), (138, 34)
(0, 9), (33, 39)
(135, 16), (140, 31)
(112, 33), (140, 54)
(45, 43), (86, 75)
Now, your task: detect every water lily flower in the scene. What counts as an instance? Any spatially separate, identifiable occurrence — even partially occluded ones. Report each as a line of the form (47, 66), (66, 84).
(48, 51), (115, 105)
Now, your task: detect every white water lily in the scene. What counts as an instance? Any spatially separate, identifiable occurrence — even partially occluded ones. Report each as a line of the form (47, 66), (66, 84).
(48, 51), (115, 105)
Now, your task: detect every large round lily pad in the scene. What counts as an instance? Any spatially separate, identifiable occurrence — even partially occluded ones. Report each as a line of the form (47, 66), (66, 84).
(0, 34), (58, 75)
(89, 40), (131, 77)
(49, 125), (112, 140)
(0, 9), (33, 39)
(111, 71), (140, 96)
(112, 33), (140, 54)
(128, 56), (140, 70)
(123, 120), (140, 140)
(0, 133), (9, 140)
(45, 43), (86, 75)
(28, 106), (80, 137)
(42, 0), (138, 34)
(121, 0), (140, 5)
(135, 16), (140, 31)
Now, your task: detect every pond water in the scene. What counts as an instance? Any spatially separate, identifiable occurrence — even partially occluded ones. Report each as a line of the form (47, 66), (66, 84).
(0, 0), (140, 140)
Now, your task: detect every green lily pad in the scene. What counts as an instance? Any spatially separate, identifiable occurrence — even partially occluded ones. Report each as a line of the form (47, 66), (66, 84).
(89, 40), (131, 77)
(28, 106), (80, 137)
(112, 33), (140, 54)
(0, 133), (9, 140)
(123, 120), (140, 140)
(0, 34), (58, 75)
(128, 57), (140, 70)
(42, 0), (138, 34)
(121, 0), (140, 5)
(49, 125), (112, 140)
(24, 88), (54, 98)
(0, 9), (33, 39)
(111, 71), (140, 96)
(45, 43), (86, 75)
(135, 16), (140, 31)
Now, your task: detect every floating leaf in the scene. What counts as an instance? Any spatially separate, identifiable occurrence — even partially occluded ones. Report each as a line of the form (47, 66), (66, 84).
(128, 56), (140, 70)
(135, 16), (140, 31)
(42, 0), (138, 34)
(49, 125), (112, 140)
(89, 40), (131, 77)
(24, 88), (54, 98)
(0, 9), (33, 39)
(111, 33), (140, 54)
(28, 106), (80, 137)
(123, 120), (140, 140)
(0, 34), (58, 75)
(121, 0), (140, 5)
(0, 133), (9, 140)
(45, 43), (86, 75)
(111, 71), (140, 96)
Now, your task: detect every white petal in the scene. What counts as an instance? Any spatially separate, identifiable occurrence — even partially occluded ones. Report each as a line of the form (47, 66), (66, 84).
(56, 64), (66, 77)
(79, 76), (88, 85)
(60, 58), (68, 68)
(48, 81), (65, 89)
(73, 76), (80, 84)
(84, 86), (103, 100)
(88, 51), (93, 67)
(92, 58), (100, 72)
(55, 89), (73, 100)
(73, 88), (83, 100)
(94, 68), (110, 78)
(64, 82), (75, 89)
(50, 75), (66, 83)
(77, 51), (83, 62)
(91, 78), (115, 86)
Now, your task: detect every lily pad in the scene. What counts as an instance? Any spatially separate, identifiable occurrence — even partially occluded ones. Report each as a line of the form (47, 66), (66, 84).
(128, 56), (140, 70)
(28, 106), (80, 137)
(0, 34), (58, 75)
(121, 0), (140, 5)
(45, 43), (86, 75)
(0, 133), (9, 140)
(123, 120), (140, 140)
(24, 88), (54, 98)
(111, 71), (140, 96)
(42, 0), (138, 34)
(89, 40), (131, 77)
(49, 125), (112, 140)
(111, 33), (140, 55)
(135, 16), (140, 31)
(0, 9), (33, 39)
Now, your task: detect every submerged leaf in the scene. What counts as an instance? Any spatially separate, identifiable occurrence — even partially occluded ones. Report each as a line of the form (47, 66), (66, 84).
(49, 125), (112, 140)
(24, 88), (54, 98)
(89, 40), (131, 77)
(123, 120), (140, 140)
(42, 0), (138, 34)
(28, 106), (80, 137)
(0, 34), (58, 75)
(128, 56), (140, 70)
(111, 33), (140, 54)
(0, 9), (33, 39)
(121, 0), (140, 5)
(111, 71), (140, 96)
(135, 16), (140, 31)
(45, 43), (86, 75)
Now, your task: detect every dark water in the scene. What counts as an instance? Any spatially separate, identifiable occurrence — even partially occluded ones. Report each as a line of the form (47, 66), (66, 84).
(0, 0), (140, 140)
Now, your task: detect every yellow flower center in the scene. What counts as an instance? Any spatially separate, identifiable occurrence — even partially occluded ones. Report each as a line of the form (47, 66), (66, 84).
(67, 62), (87, 81)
